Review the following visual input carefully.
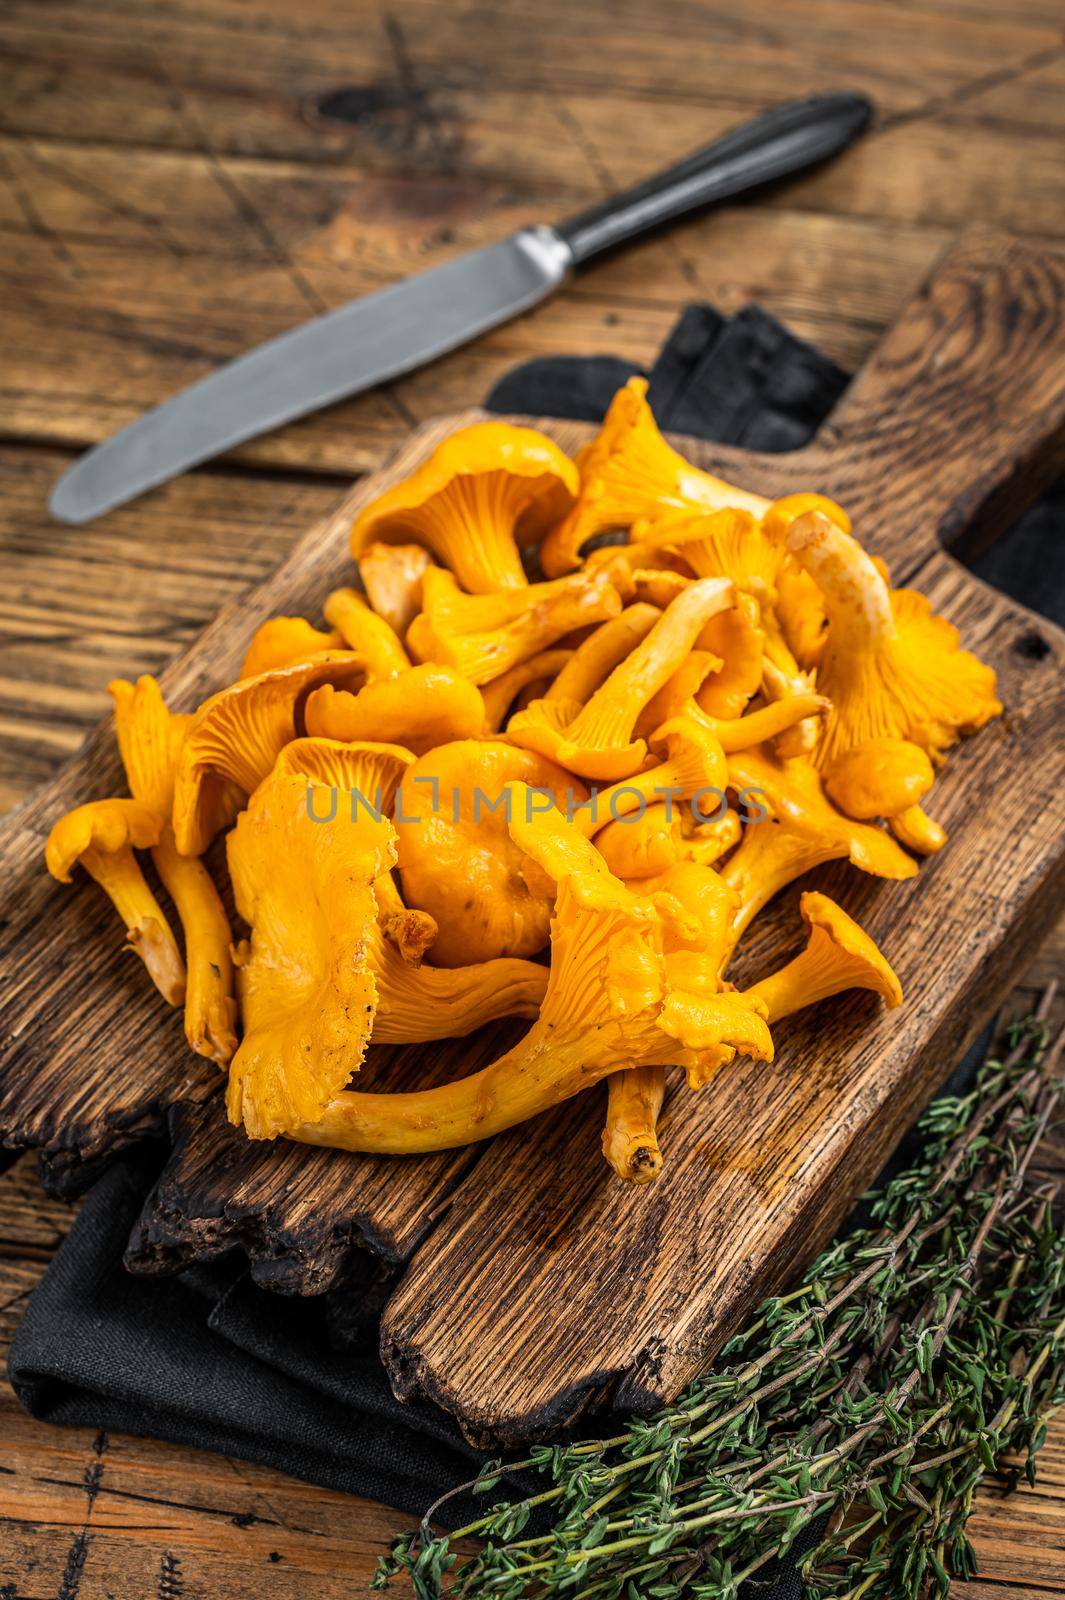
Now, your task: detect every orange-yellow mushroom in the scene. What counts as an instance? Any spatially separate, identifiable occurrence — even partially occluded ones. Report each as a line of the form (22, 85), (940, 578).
(541, 379), (768, 575)
(357, 542), (432, 637)
(289, 789), (772, 1155)
(544, 603), (661, 703)
(351, 421), (579, 593)
(595, 803), (740, 880)
(407, 564), (621, 686)
(45, 797), (185, 1006)
(658, 505), (828, 752)
(240, 617), (341, 679)
(242, 735), (548, 1044)
(224, 749), (396, 1139)
(823, 737), (947, 856)
(394, 740), (587, 966)
(745, 891), (902, 1021)
(171, 651), (363, 856)
(323, 587), (411, 678)
(305, 664), (486, 755)
(603, 1065), (667, 1184)
(481, 649), (574, 732)
(110, 675), (238, 1065)
(788, 512), (1002, 767)
(696, 593), (765, 720)
(508, 577), (736, 780)
(720, 746), (918, 959)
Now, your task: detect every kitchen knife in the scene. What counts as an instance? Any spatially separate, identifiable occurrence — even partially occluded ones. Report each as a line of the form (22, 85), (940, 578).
(48, 92), (871, 524)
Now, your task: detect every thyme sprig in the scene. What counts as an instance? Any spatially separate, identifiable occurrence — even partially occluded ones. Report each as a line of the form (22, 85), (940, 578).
(375, 994), (1065, 1600)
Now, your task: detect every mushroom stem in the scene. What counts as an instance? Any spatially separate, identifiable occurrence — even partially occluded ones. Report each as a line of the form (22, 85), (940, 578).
(482, 648), (574, 731)
(759, 649), (820, 758)
(290, 1029), (615, 1153)
(82, 842), (186, 1006)
(890, 803), (947, 855)
(787, 512), (895, 652)
(152, 828), (237, 1065)
(546, 604), (662, 703)
(564, 579), (735, 753)
(697, 693), (829, 753)
(745, 892), (902, 1022)
(602, 1066), (666, 1182)
(323, 587), (411, 678)
(720, 828), (843, 954)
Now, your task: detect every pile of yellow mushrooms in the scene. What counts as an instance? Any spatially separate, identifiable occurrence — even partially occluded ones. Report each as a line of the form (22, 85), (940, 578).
(46, 379), (1002, 1183)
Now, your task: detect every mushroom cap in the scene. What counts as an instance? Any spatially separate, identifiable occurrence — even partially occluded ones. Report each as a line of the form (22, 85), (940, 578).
(541, 379), (768, 577)
(394, 739), (587, 966)
(304, 664), (486, 755)
(239, 617), (341, 680)
(357, 542), (432, 637)
(407, 564), (622, 686)
(798, 889), (904, 1007)
(46, 797), (163, 882)
(172, 650), (364, 856)
(351, 421), (579, 557)
(272, 737), (416, 817)
(108, 675), (190, 815)
(760, 492), (851, 543)
(823, 738), (935, 821)
(322, 587), (411, 679)
(726, 747), (919, 881)
(225, 762), (396, 1138)
(788, 512), (1002, 765)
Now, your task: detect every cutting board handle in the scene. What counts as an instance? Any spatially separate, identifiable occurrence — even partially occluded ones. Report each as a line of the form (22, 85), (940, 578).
(810, 229), (1065, 578)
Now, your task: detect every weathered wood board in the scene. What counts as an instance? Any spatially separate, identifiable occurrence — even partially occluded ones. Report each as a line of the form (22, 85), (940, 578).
(1, 229), (1064, 1444)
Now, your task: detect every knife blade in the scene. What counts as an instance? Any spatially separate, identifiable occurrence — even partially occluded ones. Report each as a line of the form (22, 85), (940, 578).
(49, 92), (871, 523)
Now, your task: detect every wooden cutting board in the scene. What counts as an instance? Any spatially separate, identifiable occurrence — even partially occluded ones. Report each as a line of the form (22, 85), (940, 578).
(1, 229), (1064, 1446)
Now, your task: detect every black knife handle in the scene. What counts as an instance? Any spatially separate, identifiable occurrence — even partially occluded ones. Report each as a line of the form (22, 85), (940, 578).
(556, 93), (872, 268)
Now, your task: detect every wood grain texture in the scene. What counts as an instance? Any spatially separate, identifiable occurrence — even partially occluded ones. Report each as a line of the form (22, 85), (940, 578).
(0, 947), (1061, 1599)
(4, 0), (1065, 1584)
(124, 1022), (525, 1287)
(2, 230), (1063, 1446)
(381, 552), (1064, 1440)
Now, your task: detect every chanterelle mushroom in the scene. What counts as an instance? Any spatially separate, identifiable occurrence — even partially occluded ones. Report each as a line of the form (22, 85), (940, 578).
(304, 663), (486, 755)
(224, 747), (396, 1140)
(482, 648), (574, 732)
(240, 616), (341, 679)
(322, 586), (411, 679)
(823, 737), (947, 856)
(289, 787), (773, 1155)
(540, 379), (768, 575)
(720, 745), (918, 961)
(45, 797), (185, 1006)
(602, 1065), (667, 1184)
(171, 650), (363, 856)
(110, 675), (238, 1066)
(787, 511), (1002, 767)
(595, 803), (740, 880)
(272, 737), (548, 1042)
(351, 421), (580, 593)
(745, 891), (902, 1021)
(508, 577), (736, 780)
(356, 542), (432, 637)
(406, 564), (622, 686)
(393, 739), (587, 965)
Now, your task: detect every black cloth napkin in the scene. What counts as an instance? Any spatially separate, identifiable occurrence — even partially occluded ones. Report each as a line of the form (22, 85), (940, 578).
(10, 305), (1064, 1587)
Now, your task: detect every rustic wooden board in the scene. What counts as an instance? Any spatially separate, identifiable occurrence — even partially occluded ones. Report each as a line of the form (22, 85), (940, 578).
(1, 230), (1064, 1445)
(125, 1022), (525, 1288)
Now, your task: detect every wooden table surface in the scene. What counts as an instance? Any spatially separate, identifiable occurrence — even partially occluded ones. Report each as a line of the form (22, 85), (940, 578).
(1, 1), (1063, 1592)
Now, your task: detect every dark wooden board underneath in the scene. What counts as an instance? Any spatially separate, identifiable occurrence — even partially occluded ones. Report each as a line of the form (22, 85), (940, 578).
(1, 231), (1064, 1442)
